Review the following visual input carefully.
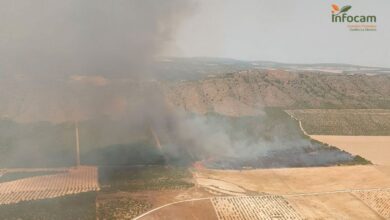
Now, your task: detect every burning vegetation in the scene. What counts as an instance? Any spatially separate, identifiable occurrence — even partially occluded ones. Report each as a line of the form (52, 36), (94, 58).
(0, 108), (367, 170)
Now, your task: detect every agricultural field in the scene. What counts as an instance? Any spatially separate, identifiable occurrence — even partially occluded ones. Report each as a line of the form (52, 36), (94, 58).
(0, 192), (96, 220)
(0, 170), (64, 183)
(196, 177), (246, 196)
(1, 164), (389, 219)
(285, 109), (390, 135)
(137, 198), (218, 220)
(0, 165), (202, 220)
(353, 190), (390, 219)
(134, 164), (390, 219)
(99, 166), (194, 192)
(211, 196), (302, 220)
(286, 109), (390, 166)
(196, 166), (390, 195)
(1, 0), (390, 218)
(95, 166), (199, 219)
(97, 197), (152, 220)
(0, 166), (99, 205)
(192, 166), (390, 219)
(288, 191), (385, 219)
(310, 135), (390, 166)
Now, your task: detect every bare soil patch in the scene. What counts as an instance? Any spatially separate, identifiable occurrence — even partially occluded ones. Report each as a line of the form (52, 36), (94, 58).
(139, 199), (217, 220)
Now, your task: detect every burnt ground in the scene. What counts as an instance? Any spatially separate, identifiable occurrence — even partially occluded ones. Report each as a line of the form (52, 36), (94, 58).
(199, 109), (369, 169)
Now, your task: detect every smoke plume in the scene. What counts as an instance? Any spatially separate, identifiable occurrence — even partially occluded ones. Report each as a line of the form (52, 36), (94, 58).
(0, 0), (196, 121)
(0, 1), (356, 169)
(0, 0), (201, 167)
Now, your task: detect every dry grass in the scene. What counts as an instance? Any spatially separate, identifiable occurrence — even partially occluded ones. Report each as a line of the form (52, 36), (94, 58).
(311, 135), (390, 166)
(353, 190), (390, 219)
(289, 193), (384, 219)
(196, 177), (246, 196)
(139, 199), (218, 220)
(196, 166), (390, 194)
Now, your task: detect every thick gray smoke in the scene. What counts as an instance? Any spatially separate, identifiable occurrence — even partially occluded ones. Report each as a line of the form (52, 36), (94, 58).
(166, 111), (355, 168)
(0, 0), (200, 167)
(0, 1), (356, 169)
(0, 0), (194, 77)
(0, 0), (196, 121)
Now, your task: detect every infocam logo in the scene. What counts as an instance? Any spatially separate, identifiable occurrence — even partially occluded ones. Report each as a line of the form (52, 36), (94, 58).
(331, 4), (376, 23)
(331, 4), (377, 31)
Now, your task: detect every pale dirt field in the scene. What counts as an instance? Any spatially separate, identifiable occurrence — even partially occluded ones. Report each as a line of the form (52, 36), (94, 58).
(195, 177), (246, 196)
(128, 188), (212, 208)
(311, 135), (390, 166)
(288, 193), (383, 219)
(197, 166), (390, 194)
(138, 166), (390, 219)
(139, 199), (218, 220)
(377, 165), (390, 176)
(191, 166), (390, 219)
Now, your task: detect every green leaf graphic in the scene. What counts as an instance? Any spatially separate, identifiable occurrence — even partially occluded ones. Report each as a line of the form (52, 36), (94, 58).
(339, 5), (352, 14)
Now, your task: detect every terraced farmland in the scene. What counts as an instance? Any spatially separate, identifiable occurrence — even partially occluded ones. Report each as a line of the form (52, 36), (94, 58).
(211, 196), (302, 220)
(353, 190), (390, 219)
(286, 109), (390, 135)
(0, 166), (99, 205)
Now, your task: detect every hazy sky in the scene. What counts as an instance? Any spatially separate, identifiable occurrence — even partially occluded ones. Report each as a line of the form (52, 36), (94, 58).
(169, 0), (390, 67)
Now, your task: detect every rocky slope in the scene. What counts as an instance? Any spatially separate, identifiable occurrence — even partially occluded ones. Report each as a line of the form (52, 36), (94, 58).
(164, 70), (390, 116)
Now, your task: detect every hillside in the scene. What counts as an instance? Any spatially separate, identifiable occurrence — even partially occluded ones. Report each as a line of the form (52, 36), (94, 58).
(1, 60), (390, 123)
(164, 70), (390, 116)
(286, 109), (390, 135)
